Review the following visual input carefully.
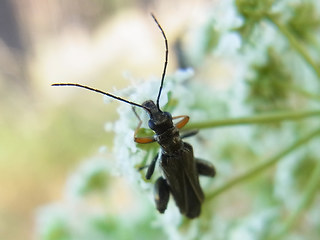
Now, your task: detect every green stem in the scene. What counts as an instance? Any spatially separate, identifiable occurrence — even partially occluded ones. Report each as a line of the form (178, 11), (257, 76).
(206, 127), (320, 200)
(271, 156), (320, 239)
(186, 110), (320, 130)
(266, 14), (320, 79)
(285, 84), (320, 102)
(276, 79), (320, 102)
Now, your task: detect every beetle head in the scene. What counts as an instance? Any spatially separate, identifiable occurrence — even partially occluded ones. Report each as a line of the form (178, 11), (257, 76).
(142, 100), (173, 132)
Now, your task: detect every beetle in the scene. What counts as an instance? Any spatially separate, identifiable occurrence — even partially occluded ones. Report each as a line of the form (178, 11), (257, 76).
(52, 14), (216, 218)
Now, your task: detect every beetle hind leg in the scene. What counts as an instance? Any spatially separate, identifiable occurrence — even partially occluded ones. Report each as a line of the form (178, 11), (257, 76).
(154, 177), (170, 213)
(196, 158), (216, 177)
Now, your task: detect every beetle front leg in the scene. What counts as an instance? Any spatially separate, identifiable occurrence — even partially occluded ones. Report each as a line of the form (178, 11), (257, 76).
(173, 115), (189, 129)
(196, 158), (216, 177)
(132, 107), (156, 144)
(145, 153), (158, 180)
(154, 177), (170, 213)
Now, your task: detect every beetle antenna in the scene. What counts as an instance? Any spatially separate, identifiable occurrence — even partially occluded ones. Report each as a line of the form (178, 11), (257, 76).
(151, 14), (168, 111)
(51, 83), (151, 113)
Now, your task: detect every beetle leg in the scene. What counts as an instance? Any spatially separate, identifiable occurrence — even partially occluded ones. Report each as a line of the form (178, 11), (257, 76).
(145, 153), (159, 180)
(154, 177), (170, 214)
(196, 158), (216, 177)
(138, 165), (148, 171)
(180, 129), (199, 139)
(132, 107), (156, 144)
(173, 115), (189, 129)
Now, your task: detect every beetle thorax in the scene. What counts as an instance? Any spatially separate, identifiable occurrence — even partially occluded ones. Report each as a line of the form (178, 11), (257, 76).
(155, 127), (183, 153)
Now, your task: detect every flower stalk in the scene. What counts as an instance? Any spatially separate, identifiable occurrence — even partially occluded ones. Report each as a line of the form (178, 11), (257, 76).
(186, 110), (320, 130)
(206, 127), (320, 200)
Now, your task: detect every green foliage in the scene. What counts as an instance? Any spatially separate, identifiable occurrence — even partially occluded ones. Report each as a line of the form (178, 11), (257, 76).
(288, 2), (320, 44)
(43, 221), (70, 240)
(235, 0), (275, 39)
(246, 48), (293, 112)
(78, 168), (108, 195)
(292, 155), (318, 192)
(202, 19), (220, 55)
(91, 215), (165, 240)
